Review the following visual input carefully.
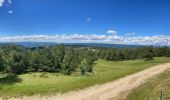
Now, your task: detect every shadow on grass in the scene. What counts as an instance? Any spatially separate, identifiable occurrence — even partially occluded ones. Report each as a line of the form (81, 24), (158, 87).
(0, 74), (22, 85)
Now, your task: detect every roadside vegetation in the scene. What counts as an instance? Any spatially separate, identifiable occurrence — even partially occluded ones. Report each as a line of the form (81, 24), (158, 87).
(125, 69), (170, 100)
(0, 57), (170, 98)
(0, 44), (170, 98)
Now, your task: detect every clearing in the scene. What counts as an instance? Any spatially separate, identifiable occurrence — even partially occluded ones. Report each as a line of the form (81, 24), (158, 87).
(0, 57), (170, 99)
(10, 60), (170, 100)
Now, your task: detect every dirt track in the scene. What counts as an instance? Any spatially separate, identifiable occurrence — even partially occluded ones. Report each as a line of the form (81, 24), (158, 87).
(10, 63), (170, 100)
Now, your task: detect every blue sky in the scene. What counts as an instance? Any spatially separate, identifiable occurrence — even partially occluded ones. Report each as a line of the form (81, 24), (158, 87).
(0, 0), (170, 45)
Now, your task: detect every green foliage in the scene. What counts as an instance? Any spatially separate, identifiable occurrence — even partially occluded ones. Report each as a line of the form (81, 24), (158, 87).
(0, 57), (170, 98)
(31, 49), (43, 72)
(79, 50), (97, 75)
(143, 47), (154, 61)
(97, 46), (168, 61)
(79, 59), (95, 75)
(165, 48), (170, 57)
(62, 48), (79, 75)
(51, 44), (65, 72)
(8, 52), (28, 74)
(0, 52), (5, 72)
(0, 44), (170, 75)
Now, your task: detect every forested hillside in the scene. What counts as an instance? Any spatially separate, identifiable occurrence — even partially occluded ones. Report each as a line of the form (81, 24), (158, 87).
(0, 44), (170, 75)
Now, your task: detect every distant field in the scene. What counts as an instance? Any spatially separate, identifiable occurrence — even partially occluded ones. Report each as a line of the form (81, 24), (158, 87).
(125, 68), (170, 100)
(0, 57), (170, 98)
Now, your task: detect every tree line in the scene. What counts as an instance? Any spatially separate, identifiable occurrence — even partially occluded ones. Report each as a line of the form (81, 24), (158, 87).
(0, 44), (97, 75)
(97, 46), (170, 61)
(0, 44), (170, 75)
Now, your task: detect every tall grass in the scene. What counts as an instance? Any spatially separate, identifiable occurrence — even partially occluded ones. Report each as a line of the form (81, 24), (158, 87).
(0, 57), (170, 98)
(125, 69), (170, 100)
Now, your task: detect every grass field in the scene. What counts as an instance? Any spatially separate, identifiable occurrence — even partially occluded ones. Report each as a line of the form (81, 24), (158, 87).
(0, 57), (170, 98)
(125, 68), (170, 100)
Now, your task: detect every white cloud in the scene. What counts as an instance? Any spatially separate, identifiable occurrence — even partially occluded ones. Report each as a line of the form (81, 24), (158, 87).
(107, 30), (117, 35)
(86, 18), (91, 22)
(8, 0), (12, 4)
(8, 10), (13, 14)
(0, 34), (169, 46)
(0, 0), (5, 7)
(0, 0), (12, 8)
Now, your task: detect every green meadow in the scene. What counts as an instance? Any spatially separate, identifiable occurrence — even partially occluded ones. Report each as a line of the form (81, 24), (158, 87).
(0, 57), (170, 98)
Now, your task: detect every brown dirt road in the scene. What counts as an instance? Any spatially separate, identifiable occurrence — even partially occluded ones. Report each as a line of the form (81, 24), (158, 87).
(9, 63), (170, 100)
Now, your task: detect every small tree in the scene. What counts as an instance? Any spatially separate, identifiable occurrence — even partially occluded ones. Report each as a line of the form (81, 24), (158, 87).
(62, 48), (79, 75)
(79, 59), (87, 75)
(0, 53), (5, 72)
(8, 53), (26, 74)
(144, 53), (154, 61)
(52, 44), (65, 72)
(166, 48), (170, 57)
(79, 58), (96, 75)
(144, 47), (154, 61)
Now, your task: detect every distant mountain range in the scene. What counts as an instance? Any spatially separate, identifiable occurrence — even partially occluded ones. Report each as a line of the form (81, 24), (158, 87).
(0, 42), (144, 48)
(63, 43), (143, 48)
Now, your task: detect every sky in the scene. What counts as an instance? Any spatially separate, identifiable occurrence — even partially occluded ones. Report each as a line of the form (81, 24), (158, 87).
(0, 0), (170, 45)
